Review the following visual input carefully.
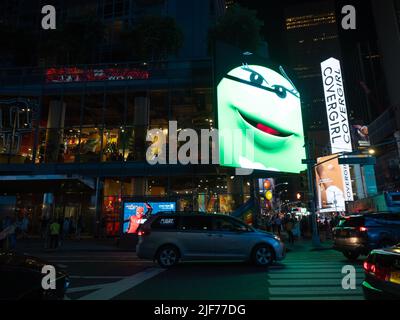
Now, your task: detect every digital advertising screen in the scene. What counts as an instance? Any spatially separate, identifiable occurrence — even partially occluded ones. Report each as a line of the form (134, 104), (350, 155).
(315, 155), (346, 213)
(351, 124), (371, 148)
(123, 202), (176, 234)
(215, 42), (306, 174)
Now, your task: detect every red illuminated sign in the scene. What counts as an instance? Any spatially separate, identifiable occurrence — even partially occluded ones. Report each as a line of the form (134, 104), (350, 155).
(46, 67), (150, 83)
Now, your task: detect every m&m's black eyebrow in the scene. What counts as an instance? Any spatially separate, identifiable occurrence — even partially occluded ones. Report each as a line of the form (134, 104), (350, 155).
(224, 74), (277, 94)
(224, 74), (300, 99)
(241, 65), (270, 85)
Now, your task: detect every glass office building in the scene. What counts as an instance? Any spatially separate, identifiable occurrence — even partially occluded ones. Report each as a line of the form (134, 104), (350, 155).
(0, 0), (255, 237)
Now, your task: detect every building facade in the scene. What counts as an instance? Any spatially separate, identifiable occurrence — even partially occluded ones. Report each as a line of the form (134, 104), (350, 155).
(369, 0), (400, 192)
(0, 0), (258, 237)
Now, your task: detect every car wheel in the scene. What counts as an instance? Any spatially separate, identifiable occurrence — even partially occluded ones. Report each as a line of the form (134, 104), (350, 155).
(156, 245), (180, 268)
(343, 251), (360, 261)
(252, 245), (274, 267)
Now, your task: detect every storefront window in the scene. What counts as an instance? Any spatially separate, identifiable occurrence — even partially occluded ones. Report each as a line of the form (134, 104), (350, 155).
(102, 127), (124, 162)
(104, 91), (126, 127)
(62, 128), (81, 163)
(83, 92), (104, 130)
(79, 127), (102, 163)
(64, 94), (83, 127)
(147, 178), (168, 196)
(103, 178), (123, 236)
(0, 97), (36, 164)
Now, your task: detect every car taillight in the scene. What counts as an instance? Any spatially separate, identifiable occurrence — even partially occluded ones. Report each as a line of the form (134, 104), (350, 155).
(363, 261), (375, 273)
(364, 262), (391, 282)
(359, 227), (368, 233)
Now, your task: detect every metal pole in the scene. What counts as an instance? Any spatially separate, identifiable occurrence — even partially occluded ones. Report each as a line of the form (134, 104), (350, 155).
(94, 177), (103, 238)
(252, 177), (260, 228)
(305, 140), (321, 247)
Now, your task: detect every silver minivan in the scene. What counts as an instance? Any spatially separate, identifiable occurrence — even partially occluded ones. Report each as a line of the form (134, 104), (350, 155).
(136, 213), (286, 268)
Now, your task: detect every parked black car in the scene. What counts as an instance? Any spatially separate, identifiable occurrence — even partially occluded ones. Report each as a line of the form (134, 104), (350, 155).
(333, 213), (400, 260)
(0, 251), (69, 300)
(363, 245), (400, 300)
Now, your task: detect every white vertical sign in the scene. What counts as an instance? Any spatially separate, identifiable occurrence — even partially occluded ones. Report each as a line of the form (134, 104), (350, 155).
(321, 57), (354, 202)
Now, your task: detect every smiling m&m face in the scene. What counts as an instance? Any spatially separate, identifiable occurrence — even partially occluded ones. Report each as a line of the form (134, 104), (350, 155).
(217, 65), (306, 173)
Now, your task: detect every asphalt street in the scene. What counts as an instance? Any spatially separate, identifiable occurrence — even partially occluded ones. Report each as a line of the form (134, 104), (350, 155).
(30, 242), (366, 301)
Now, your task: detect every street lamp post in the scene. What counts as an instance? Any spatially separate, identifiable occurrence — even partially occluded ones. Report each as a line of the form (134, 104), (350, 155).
(273, 183), (289, 212)
(278, 190), (288, 213)
(305, 140), (321, 248)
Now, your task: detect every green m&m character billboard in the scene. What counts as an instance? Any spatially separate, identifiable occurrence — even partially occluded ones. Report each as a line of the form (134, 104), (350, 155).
(216, 43), (306, 174)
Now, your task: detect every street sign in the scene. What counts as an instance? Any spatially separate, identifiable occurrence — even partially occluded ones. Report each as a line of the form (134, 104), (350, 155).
(302, 159), (317, 165)
(339, 157), (376, 166)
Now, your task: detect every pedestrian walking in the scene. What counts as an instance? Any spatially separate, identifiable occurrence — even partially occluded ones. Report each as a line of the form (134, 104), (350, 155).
(100, 216), (107, 239)
(49, 220), (61, 249)
(63, 218), (70, 238)
(275, 215), (282, 237)
(20, 215), (30, 239)
(76, 215), (83, 240)
(271, 215), (277, 234)
(1, 216), (17, 250)
(286, 217), (295, 245)
(41, 216), (49, 240)
(60, 218), (70, 247)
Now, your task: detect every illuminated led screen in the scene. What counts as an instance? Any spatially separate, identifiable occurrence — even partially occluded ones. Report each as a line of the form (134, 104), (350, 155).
(123, 202), (176, 234)
(217, 63), (306, 174)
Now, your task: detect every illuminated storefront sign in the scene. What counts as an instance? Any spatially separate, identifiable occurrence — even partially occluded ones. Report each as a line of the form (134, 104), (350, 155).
(217, 64), (306, 174)
(46, 67), (150, 83)
(321, 57), (354, 201)
(315, 155), (346, 213)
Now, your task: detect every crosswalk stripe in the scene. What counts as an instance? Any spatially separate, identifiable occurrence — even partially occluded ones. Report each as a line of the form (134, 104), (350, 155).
(269, 287), (364, 295)
(270, 295), (365, 301)
(268, 279), (364, 286)
(276, 261), (361, 267)
(267, 269), (363, 274)
(269, 266), (363, 270)
(268, 274), (364, 279)
(79, 268), (165, 300)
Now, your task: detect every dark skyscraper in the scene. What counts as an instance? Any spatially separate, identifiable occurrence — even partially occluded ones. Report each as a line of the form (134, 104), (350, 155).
(284, 0), (341, 133)
(368, 0), (400, 191)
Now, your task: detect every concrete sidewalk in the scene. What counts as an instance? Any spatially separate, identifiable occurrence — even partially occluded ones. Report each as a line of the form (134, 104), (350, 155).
(283, 237), (334, 253)
(12, 237), (127, 255)
(275, 231), (334, 252)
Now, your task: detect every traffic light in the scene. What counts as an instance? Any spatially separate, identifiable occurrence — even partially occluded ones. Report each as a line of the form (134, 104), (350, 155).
(300, 173), (307, 190)
(296, 193), (302, 200)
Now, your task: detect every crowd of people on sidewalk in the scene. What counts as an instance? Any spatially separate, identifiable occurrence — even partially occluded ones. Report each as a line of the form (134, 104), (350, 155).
(258, 212), (342, 245)
(0, 213), (86, 251)
(0, 214), (33, 250)
(40, 215), (85, 250)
